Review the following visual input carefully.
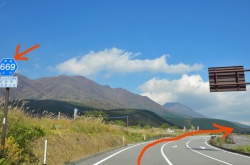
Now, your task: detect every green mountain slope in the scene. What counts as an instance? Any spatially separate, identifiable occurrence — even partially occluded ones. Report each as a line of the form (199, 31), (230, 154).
(162, 117), (250, 133)
(104, 109), (176, 127)
(5, 99), (175, 128)
(6, 99), (248, 133)
(0, 74), (182, 118)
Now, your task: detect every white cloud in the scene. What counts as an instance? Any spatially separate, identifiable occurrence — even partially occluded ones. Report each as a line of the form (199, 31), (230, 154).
(46, 66), (55, 71)
(137, 74), (250, 124)
(34, 63), (40, 69)
(241, 121), (250, 126)
(56, 48), (203, 77)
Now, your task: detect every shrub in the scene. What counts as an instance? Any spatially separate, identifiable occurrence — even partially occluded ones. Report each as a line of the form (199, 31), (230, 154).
(0, 158), (11, 165)
(144, 125), (151, 129)
(131, 123), (141, 129)
(84, 110), (108, 119)
(161, 123), (169, 129)
(113, 120), (126, 126)
(210, 136), (225, 146)
(4, 136), (23, 164)
(0, 109), (46, 164)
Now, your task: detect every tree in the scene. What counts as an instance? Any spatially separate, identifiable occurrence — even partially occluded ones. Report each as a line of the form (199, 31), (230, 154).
(170, 126), (178, 129)
(191, 125), (194, 131)
(161, 123), (169, 129)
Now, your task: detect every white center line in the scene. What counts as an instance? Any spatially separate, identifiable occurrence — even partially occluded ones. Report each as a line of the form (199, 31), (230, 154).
(160, 141), (174, 165)
(93, 141), (152, 165)
(186, 139), (232, 165)
(205, 140), (250, 159)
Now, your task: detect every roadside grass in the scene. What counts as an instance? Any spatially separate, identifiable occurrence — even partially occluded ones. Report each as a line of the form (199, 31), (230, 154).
(0, 107), (177, 165)
(210, 136), (250, 155)
(231, 145), (250, 153)
(5, 106), (250, 164)
(210, 137), (226, 146)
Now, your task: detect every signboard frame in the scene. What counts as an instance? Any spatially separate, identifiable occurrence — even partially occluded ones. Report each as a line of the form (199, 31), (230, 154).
(208, 66), (250, 92)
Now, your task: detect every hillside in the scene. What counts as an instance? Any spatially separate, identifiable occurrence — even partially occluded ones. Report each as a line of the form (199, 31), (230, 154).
(2, 98), (249, 133)
(163, 102), (207, 118)
(232, 121), (250, 129)
(163, 117), (250, 133)
(2, 99), (176, 128)
(0, 73), (182, 118)
(0, 106), (174, 165)
(105, 109), (176, 127)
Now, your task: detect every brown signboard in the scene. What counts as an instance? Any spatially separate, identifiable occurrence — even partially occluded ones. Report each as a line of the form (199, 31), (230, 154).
(208, 66), (248, 92)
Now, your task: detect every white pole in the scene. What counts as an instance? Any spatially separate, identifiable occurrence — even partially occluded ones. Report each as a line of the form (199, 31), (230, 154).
(44, 140), (47, 165)
(58, 111), (60, 120)
(74, 108), (77, 121)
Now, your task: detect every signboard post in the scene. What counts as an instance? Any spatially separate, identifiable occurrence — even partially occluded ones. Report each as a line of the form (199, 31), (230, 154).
(0, 58), (18, 158)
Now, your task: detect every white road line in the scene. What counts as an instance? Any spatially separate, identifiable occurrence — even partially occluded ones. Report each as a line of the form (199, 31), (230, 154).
(93, 141), (153, 165)
(200, 146), (206, 149)
(205, 140), (250, 159)
(186, 139), (232, 165)
(160, 141), (174, 165)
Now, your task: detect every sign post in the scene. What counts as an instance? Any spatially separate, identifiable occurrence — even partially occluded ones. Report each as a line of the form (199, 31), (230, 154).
(1, 87), (9, 157)
(0, 58), (18, 158)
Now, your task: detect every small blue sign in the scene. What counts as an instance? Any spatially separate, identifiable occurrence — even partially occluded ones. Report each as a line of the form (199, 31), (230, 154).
(0, 58), (18, 76)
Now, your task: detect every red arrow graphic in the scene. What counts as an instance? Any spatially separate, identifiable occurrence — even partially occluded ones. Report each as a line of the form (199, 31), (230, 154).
(14, 44), (39, 61)
(137, 123), (233, 165)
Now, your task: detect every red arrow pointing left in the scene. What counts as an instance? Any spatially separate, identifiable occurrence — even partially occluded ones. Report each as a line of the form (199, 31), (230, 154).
(14, 44), (39, 61)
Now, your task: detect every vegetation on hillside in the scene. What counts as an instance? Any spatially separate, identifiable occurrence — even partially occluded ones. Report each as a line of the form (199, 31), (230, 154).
(104, 109), (176, 127)
(0, 102), (249, 164)
(0, 108), (46, 164)
(4, 99), (178, 128)
(6, 99), (250, 133)
(163, 117), (250, 133)
(0, 107), (177, 165)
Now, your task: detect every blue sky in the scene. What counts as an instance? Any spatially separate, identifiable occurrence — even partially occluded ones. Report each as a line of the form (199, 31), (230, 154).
(1, 0), (250, 125)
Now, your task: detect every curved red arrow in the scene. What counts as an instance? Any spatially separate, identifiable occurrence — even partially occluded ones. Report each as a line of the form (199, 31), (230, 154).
(14, 44), (39, 61)
(137, 123), (233, 165)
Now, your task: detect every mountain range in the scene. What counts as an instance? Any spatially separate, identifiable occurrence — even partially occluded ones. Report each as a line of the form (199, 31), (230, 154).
(0, 73), (182, 118)
(0, 73), (249, 132)
(163, 102), (207, 118)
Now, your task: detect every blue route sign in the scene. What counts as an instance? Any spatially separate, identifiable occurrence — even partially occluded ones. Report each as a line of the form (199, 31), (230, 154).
(0, 58), (18, 76)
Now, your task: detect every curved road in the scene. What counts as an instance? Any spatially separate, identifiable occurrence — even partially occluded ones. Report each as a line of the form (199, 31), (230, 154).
(75, 136), (250, 165)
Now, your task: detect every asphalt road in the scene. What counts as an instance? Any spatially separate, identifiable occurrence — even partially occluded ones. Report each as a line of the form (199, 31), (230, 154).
(75, 136), (250, 165)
